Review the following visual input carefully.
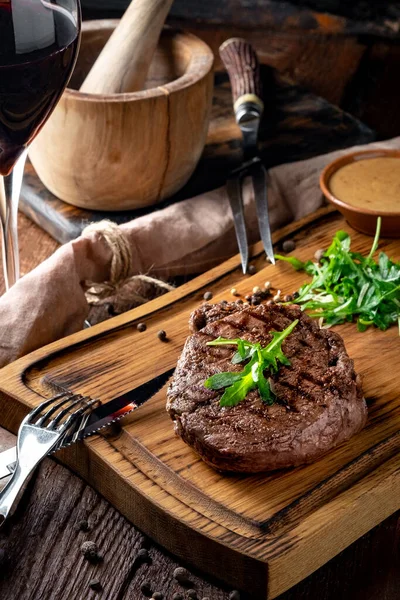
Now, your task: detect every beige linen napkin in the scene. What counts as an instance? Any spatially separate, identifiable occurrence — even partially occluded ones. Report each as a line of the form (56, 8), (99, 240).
(1, 136), (399, 368)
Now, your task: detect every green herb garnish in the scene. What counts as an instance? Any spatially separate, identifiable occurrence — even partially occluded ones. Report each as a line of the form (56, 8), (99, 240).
(275, 217), (400, 333)
(203, 320), (298, 407)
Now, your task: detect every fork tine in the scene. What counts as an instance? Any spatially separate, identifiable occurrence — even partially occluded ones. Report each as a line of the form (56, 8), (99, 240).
(56, 398), (100, 436)
(35, 393), (77, 426)
(46, 395), (89, 430)
(71, 408), (93, 444)
(226, 175), (249, 274)
(25, 392), (72, 425)
(251, 162), (275, 265)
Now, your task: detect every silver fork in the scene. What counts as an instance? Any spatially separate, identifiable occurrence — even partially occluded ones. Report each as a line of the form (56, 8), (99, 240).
(0, 392), (99, 526)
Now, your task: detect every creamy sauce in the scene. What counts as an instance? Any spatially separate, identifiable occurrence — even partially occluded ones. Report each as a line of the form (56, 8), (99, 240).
(329, 157), (400, 213)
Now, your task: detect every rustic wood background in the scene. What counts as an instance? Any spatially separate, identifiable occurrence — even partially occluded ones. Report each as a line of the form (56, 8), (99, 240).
(84, 0), (400, 138)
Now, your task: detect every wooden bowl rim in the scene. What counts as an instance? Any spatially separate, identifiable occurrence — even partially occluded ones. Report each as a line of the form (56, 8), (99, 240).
(320, 148), (400, 218)
(65, 20), (214, 103)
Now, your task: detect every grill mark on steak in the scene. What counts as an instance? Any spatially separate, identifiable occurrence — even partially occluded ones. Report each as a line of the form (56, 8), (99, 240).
(167, 301), (367, 473)
(248, 311), (292, 332)
(296, 337), (315, 349)
(274, 379), (317, 402)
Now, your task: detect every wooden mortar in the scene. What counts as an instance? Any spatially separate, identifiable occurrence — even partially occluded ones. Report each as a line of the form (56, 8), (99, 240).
(28, 20), (214, 211)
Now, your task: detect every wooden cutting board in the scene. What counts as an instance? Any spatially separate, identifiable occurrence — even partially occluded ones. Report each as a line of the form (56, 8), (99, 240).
(0, 207), (399, 599)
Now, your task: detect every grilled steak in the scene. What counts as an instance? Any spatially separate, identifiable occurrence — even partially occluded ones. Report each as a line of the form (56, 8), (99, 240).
(166, 302), (367, 472)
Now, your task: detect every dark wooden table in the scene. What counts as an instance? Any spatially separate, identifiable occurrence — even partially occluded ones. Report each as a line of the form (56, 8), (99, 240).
(1, 215), (400, 600)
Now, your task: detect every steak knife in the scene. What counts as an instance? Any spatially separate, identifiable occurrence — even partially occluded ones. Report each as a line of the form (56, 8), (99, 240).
(219, 38), (275, 273)
(0, 367), (175, 479)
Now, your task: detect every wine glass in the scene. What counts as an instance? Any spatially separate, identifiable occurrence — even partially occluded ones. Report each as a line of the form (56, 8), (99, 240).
(0, 0), (81, 290)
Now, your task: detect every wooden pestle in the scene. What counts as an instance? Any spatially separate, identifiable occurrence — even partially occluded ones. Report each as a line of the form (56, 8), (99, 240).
(80, 0), (174, 95)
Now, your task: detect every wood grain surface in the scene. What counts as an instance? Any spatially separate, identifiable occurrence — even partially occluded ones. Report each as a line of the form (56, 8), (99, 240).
(0, 209), (399, 598)
(20, 68), (373, 243)
(83, 2), (400, 138)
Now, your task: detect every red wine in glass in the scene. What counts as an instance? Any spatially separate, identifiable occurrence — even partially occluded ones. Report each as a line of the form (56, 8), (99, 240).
(0, 0), (80, 289)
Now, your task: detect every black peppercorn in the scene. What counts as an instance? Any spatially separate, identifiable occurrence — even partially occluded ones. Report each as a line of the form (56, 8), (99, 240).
(157, 329), (168, 342)
(135, 548), (152, 566)
(187, 590), (197, 599)
(152, 593), (164, 600)
(229, 591), (241, 600)
(248, 264), (256, 274)
(173, 567), (191, 586)
(141, 582), (152, 597)
(283, 294), (293, 302)
(77, 519), (90, 532)
(292, 291), (299, 299)
(80, 541), (102, 564)
(282, 239), (296, 253)
(89, 580), (102, 593)
(203, 291), (213, 301)
(137, 322), (147, 332)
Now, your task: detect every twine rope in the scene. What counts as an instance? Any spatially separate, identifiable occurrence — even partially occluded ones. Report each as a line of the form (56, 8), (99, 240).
(82, 220), (174, 304)
(83, 220), (132, 284)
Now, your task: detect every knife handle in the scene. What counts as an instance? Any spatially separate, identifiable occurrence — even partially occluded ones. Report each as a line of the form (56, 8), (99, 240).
(219, 38), (264, 123)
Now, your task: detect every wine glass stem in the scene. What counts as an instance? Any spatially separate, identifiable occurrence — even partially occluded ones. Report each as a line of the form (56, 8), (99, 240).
(0, 150), (28, 291)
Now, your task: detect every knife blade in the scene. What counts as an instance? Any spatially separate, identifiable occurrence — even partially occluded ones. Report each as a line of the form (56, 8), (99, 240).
(0, 366), (175, 479)
(219, 38), (275, 271)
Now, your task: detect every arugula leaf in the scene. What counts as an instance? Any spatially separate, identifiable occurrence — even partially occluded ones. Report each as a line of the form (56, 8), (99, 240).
(274, 255), (306, 271)
(237, 339), (246, 359)
(261, 319), (297, 371)
(276, 217), (400, 333)
(204, 320), (298, 407)
(219, 373), (256, 407)
(257, 369), (275, 405)
(204, 372), (243, 390)
(367, 216), (381, 259)
(206, 336), (242, 347)
(231, 343), (256, 364)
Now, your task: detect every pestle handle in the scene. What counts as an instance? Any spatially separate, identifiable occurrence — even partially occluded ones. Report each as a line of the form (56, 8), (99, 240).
(80, 0), (174, 95)
(219, 38), (264, 118)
